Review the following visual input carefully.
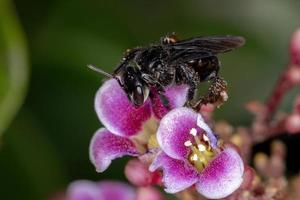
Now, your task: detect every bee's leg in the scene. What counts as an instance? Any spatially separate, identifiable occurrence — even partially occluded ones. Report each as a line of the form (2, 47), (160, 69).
(141, 73), (165, 92)
(148, 87), (171, 110)
(186, 81), (197, 107)
(192, 76), (228, 111)
(176, 65), (199, 107)
(142, 73), (170, 109)
(159, 93), (171, 110)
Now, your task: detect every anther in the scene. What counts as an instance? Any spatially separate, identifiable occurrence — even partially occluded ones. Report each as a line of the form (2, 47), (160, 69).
(203, 134), (209, 142)
(184, 140), (193, 147)
(189, 128), (197, 136)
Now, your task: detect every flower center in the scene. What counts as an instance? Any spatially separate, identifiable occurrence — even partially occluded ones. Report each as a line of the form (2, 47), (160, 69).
(184, 128), (216, 171)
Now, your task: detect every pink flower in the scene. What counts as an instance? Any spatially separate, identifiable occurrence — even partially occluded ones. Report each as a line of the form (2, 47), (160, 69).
(67, 180), (135, 200)
(150, 107), (245, 199)
(90, 79), (188, 172)
(66, 180), (163, 200)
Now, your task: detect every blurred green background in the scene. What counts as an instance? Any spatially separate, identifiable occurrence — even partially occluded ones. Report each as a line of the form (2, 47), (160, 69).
(1, 0), (300, 199)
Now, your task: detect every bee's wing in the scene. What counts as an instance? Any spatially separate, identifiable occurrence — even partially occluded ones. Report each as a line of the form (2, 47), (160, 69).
(166, 35), (245, 54)
(165, 36), (245, 63)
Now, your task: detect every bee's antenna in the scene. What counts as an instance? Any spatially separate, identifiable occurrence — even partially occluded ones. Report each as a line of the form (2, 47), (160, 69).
(87, 64), (113, 78)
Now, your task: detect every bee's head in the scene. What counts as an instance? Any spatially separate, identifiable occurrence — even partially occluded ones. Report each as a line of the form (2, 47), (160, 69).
(116, 65), (150, 107)
(87, 63), (150, 107)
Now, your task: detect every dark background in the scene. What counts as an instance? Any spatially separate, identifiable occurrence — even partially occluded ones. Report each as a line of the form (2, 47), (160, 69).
(1, 0), (300, 199)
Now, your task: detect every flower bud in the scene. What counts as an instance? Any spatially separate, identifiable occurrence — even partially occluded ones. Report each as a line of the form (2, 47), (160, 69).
(271, 140), (286, 158)
(136, 187), (163, 200)
(285, 113), (300, 134)
(254, 152), (269, 175)
(286, 67), (300, 85)
(294, 95), (300, 113)
(125, 159), (154, 187)
(289, 28), (300, 65)
(240, 166), (255, 190)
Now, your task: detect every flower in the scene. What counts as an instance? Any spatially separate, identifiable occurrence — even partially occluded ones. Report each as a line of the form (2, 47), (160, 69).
(66, 180), (163, 200)
(67, 180), (135, 200)
(90, 79), (188, 172)
(150, 107), (244, 199)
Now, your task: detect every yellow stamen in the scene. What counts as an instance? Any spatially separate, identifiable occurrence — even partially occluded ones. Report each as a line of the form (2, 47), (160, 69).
(185, 128), (216, 171)
(147, 134), (159, 149)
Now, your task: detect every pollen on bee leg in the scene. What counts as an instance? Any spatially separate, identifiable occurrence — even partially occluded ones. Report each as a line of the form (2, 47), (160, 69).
(220, 91), (228, 102)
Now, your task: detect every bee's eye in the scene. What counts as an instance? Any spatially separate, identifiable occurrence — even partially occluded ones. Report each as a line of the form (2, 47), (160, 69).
(135, 85), (143, 95)
(128, 83), (150, 107)
(132, 85), (144, 106)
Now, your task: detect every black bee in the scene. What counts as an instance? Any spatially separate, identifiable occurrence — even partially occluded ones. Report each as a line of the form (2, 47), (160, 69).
(88, 34), (245, 110)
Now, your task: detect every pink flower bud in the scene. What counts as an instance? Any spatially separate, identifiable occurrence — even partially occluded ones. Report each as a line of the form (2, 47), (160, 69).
(136, 187), (164, 200)
(286, 67), (300, 85)
(285, 113), (300, 134)
(240, 166), (255, 190)
(125, 159), (154, 187)
(289, 28), (300, 65)
(271, 140), (286, 158)
(294, 95), (300, 113)
(269, 155), (285, 178)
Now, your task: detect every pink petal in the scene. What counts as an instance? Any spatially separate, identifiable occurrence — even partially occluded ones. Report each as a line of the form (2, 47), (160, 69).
(98, 181), (136, 200)
(156, 108), (198, 159)
(95, 79), (152, 137)
(151, 85), (189, 119)
(89, 128), (139, 172)
(67, 180), (136, 200)
(157, 107), (217, 160)
(149, 152), (198, 193)
(196, 148), (244, 199)
(67, 180), (100, 200)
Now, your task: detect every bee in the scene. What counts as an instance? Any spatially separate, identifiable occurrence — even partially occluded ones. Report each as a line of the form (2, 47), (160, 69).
(88, 34), (245, 110)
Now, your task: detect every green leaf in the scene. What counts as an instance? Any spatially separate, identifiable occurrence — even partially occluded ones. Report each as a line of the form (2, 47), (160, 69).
(0, 0), (29, 136)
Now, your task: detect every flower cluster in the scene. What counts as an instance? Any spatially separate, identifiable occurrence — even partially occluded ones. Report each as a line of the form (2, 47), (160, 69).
(89, 78), (244, 199)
